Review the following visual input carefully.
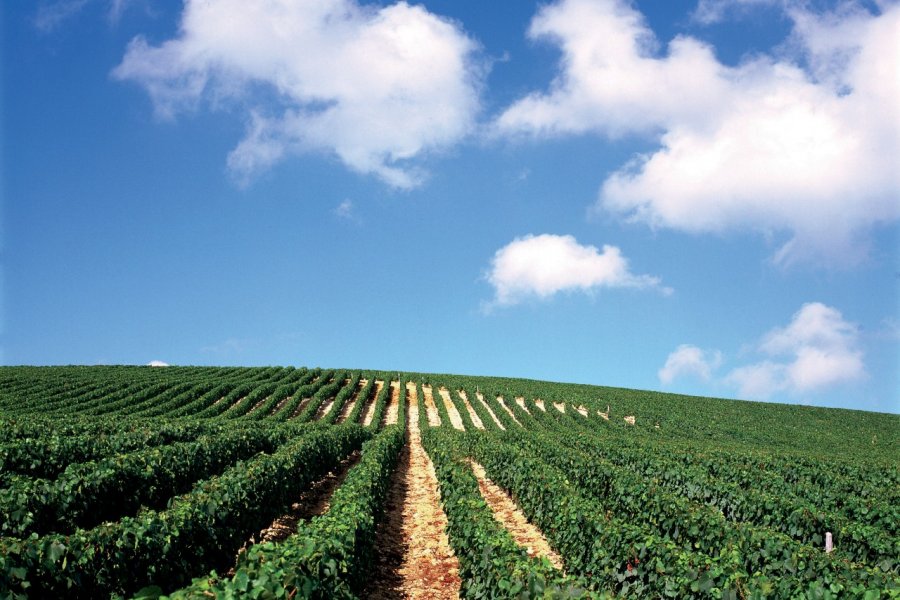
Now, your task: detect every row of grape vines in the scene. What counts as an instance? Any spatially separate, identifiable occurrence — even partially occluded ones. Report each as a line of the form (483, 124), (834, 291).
(0, 366), (897, 598)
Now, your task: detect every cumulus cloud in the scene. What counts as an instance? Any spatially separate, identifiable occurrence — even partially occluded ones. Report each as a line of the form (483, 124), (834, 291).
(496, 0), (900, 266)
(658, 344), (722, 385)
(726, 302), (865, 398)
(484, 234), (668, 307)
(147, 360), (170, 367)
(113, 0), (482, 188)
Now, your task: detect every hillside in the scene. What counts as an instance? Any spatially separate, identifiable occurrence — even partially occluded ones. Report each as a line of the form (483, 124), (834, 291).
(0, 365), (897, 598)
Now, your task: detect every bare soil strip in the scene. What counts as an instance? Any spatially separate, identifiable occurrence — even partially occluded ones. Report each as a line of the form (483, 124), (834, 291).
(314, 394), (338, 421)
(224, 394), (248, 412)
(290, 396), (313, 419)
(534, 399), (547, 412)
(383, 381), (402, 427)
(515, 396), (530, 414)
(437, 388), (465, 431)
(270, 394), (293, 416)
(421, 385), (442, 427)
(362, 380), (385, 427)
(575, 405), (588, 417)
(210, 393), (230, 408)
(231, 451), (363, 573)
(246, 395), (272, 416)
(474, 391), (505, 431)
(469, 461), (564, 571)
(496, 396), (523, 428)
(335, 379), (368, 424)
(553, 402), (566, 414)
(366, 384), (461, 599)
(260, 451), (362, 543)
(456, 390), (484, 430)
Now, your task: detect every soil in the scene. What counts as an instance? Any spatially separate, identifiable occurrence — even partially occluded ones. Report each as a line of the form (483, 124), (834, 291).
(260, 451), (362, 542)
(496, 396), (523, 427)
(382, 382), (402, 426)
(473, 391), (505, 431)
(437, 388), (465, 431)
(230, 451), (363, 573)
(335, 379), (368, 424)
(420, 385), (441, 427)
(245, 395), (271, 416)
(365, 384), (461, 599)
(362, 380), (386, 427)
(515, 397), (530, 414)
(314, 395), (337, 420)
(575, 405), (588, 417)
(469, 461), (564, 571)
(534, 399), (547, 412)
(552, 402), (566, 414)
(456, 390), (484, 430)
(290, 396), (313, 419)
(270, 394), (293, 416)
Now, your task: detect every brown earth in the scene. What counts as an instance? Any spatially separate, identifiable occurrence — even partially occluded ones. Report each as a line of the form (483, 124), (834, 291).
(231, 451), (363, 573)
(335, 379), (368, 424)
(437, 388), (465, 431)
(456, 390), (484, 430)
(496, 396), (523, 427)
(362, 380), (386, 427)
(365, 383), (461, 599)
(469, 461), (564, 571)
(383, 381), (402, 426)
(515, 397), (530, 414)
(473, 391), (505, 430)
(421, 385), (441, 427)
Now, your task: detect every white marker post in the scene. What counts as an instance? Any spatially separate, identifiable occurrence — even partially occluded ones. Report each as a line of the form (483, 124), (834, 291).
(825, 532), (833, 554)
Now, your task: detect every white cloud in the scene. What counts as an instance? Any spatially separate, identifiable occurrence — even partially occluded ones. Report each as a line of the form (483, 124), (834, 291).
(485, 233), (668, 307)
(333, 199), (358, 222)
(34, 0), (89, 32)
(496, 0), (900, 266)
(726, 302), (865, 398)
(147, 360), (170, 367)
(692, 0), (783, 24)
(113, 0), (482, 188)
(658, 344), (722, 385)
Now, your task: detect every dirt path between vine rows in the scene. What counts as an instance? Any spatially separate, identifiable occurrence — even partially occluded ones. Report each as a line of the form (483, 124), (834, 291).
(515, 397), (531, 414)
(469, 461), (564, 571)
(496, 396), (523, 427)
(454, 389), (484, 429)
(437, 387), (465, 431)
(231, 450), (363, 572)
(365, 384), (461, 599)
(335, 379), (368, 424)
(383, 381), (402, 426)
(362, 380), (385, 426)
(468, 390), (504, 430)
(422, 384), (441, 427)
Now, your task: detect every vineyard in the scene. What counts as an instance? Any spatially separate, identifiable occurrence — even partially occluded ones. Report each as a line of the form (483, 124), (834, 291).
(0, 366), (897, 599)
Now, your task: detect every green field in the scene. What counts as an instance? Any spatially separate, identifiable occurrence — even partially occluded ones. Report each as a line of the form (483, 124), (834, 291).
(0, 366), (897, 599)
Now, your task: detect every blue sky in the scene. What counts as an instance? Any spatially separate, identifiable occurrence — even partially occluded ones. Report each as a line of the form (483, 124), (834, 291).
(2, 0), (898, 413)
